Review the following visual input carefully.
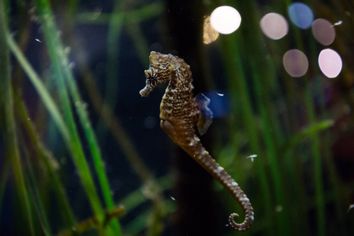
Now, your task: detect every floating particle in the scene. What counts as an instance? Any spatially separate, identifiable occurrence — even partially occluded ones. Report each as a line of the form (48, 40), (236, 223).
(275, 205), (283, 212)
(35, 38), (42, 43)
(246, 154), (258, 162)
(333, 20), (343, 26)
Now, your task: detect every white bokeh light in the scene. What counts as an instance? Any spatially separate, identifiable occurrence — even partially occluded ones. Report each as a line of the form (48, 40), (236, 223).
(210, 6), (241, 34)
(318, 48), (342, 78)
(260, 12), (288, 40)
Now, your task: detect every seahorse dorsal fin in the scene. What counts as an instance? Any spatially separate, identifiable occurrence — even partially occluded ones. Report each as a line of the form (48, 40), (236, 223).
(195, 93), (213, 135)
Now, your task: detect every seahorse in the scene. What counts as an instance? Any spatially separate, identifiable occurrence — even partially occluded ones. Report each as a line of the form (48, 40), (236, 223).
(139, 51), (254, 231)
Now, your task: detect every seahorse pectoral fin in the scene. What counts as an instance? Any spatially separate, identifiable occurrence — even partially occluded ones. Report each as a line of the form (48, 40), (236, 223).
(195, 93), (213, 135)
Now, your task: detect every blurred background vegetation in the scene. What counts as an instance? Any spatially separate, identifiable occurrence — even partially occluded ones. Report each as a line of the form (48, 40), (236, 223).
(0, 0), (353, 235)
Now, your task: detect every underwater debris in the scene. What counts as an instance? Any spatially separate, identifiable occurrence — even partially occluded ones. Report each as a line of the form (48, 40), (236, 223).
(333, 20), (343, 26)
(246, 154), (258, 162)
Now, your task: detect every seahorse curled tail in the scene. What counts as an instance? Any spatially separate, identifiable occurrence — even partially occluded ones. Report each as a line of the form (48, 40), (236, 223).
(164, 125), (254, 231)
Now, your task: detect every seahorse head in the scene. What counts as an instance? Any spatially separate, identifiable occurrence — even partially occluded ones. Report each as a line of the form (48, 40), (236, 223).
(139, 51), (183, 97)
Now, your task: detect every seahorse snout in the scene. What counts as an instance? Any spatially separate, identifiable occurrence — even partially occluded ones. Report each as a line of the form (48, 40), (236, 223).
(139, 86), (151, 97)
(140, 67), (158, 97)
(139, 78), (156, 97)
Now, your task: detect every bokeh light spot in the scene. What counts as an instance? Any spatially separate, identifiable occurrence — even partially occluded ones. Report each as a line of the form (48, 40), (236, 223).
(283, 49), (309, 77)
(318, 48), (342, 78)
(205, 91), (230, 118)
(311, 18), (336, 46)
(203, 16), (219, 44)
(260, 12), (288, 40)
(288, 2), (314, 29)
(210, 6), (241, 34)
(144, 116), (157, 129)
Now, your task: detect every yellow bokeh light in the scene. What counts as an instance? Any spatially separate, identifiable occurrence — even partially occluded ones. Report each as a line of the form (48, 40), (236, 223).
(203, 16), (219, 44)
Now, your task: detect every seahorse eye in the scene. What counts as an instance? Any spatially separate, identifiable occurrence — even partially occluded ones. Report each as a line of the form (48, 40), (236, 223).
(155, 63), (166, 71)
(148, 77), (157, 86)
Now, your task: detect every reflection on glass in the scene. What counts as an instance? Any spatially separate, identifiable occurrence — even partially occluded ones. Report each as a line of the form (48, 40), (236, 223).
(318, 48), (342, 78)
(210, 5), (241, 34)
(260, 12), (288, 40)
(283, 49), (309, 77)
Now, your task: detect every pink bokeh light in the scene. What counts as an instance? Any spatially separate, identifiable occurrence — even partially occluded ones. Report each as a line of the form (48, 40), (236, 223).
(318, 48), (342, 78)
(283, 49), (309, 77)
(312, 18), (336, 46)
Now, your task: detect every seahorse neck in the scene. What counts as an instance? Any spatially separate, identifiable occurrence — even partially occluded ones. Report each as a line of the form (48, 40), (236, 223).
(168, 67), (193, 94)
(159, 69), (194, 120)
